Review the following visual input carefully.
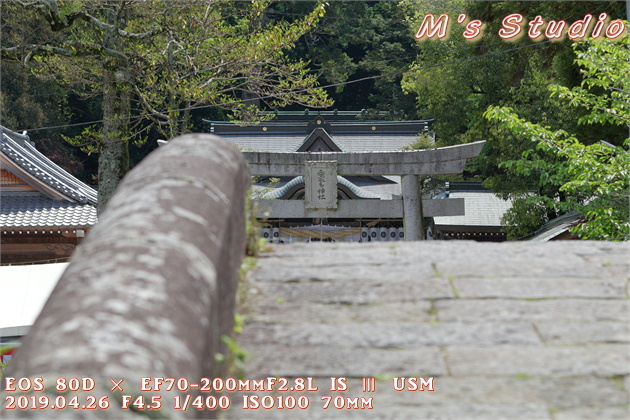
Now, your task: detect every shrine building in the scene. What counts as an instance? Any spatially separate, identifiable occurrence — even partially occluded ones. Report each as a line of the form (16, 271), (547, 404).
(205, 110), (436, 242)
(0, 125), (97, 264)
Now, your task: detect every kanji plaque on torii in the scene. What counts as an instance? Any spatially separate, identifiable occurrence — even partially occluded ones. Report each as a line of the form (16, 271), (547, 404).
(305, 161), (337, 210)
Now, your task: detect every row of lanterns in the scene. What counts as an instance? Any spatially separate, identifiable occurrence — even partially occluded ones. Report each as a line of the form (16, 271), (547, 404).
(360, 227), (405, 242)
(260, 227), (405, 243)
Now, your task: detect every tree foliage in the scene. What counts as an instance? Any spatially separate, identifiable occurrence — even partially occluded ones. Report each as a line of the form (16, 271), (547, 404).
(485, 37), (630, 240)
(277, 1), (420, 118)
(400, 1), (627, 240)
(2, 0), (331, 211)
(400, 0), (625, 146)
(501, 196), (549, 240)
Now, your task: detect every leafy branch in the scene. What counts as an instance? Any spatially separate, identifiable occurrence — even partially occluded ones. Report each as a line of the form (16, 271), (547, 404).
(484, 37), (630, 241)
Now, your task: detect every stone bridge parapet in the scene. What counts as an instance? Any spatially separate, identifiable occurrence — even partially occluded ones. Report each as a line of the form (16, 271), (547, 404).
(2, 134), (249, 419)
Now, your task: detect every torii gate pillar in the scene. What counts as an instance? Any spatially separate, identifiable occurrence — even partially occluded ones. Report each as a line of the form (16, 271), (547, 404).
(401, 174), (425, 241)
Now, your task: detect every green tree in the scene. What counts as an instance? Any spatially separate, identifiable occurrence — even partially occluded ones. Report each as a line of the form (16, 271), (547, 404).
(500, 196), (549, 240)
(275, 1), (420, 118)
(0, 5), (96, 179)
(400, 1), (627, 238)
(400, 0), (625, 146)
(485, 37), (630, 240)
(2, 1), (330, 212)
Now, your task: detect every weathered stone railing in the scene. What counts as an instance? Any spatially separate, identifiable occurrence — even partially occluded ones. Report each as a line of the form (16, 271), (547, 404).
(2, 134), (250, 418)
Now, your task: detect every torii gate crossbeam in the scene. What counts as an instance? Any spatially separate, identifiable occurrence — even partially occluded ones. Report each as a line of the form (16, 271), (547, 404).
(243, 141), (485, 176)
(242, 141), (486, 241)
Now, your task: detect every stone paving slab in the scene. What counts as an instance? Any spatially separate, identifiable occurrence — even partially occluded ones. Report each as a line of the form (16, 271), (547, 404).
(452, 276), (626, 299)
(446, 344), (629, 376)
(240, 322), (542, 347)
(224, 241), (629, 420)
(434, 299), (629, 322)
(243, 345), (448, 377)
(553, 407), (630, 420)
(535, 320), (629, 345)
(249, 301), (434, 324)
(256, 276), (455, 303)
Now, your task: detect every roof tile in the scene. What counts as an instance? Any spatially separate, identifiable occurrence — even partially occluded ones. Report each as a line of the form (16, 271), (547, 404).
(1, 192), (97, 228)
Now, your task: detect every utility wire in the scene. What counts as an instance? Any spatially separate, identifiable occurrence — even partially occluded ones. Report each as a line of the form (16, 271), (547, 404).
(21, 39), (550, 133)
(10, 38), (514, 100)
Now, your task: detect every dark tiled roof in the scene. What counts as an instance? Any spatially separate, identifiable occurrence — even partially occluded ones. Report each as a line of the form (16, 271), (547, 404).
(1, 192), (97, 228)
(0, 126), (97, 205)
(206, 116), (432, 153)
(528, 213), (581, 242)
(222, 134), (305, 152)
(212, 130), (421, 153)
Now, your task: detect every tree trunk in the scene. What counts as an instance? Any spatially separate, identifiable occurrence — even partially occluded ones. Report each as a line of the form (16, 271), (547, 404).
(98, 69), (130, 214)
(97, 6), (131, 214)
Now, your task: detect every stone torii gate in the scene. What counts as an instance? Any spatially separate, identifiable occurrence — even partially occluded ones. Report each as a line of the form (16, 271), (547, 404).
(243, 141), (485, 241)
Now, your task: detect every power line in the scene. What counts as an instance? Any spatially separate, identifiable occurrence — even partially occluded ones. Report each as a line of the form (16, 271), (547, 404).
(9, 38), (512, 100)
(21, 40), (550, 133)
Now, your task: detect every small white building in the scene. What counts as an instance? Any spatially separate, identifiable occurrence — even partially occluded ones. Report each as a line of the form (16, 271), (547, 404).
(0, 263), (68, 362)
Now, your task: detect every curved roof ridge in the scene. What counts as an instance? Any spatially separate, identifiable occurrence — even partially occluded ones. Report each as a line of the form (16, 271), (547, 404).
(263, 176), (305, 199)
(260, 176), (381, 200)
(0, 126), (97, 206)
(336, 176), (380, 199)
